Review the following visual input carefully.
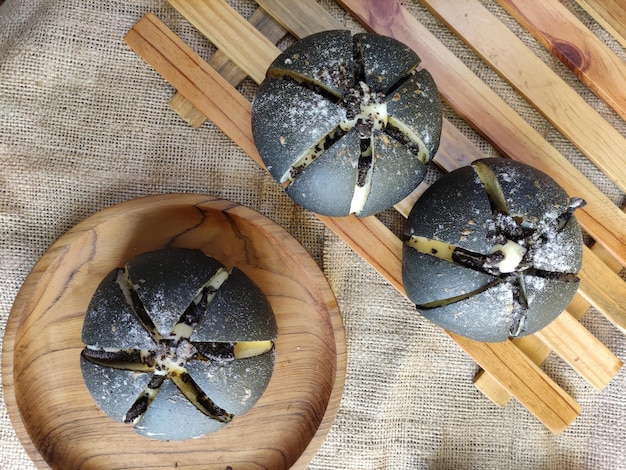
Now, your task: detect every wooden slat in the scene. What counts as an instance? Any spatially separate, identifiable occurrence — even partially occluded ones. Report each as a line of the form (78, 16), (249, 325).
(421, 0), (626, 194)
(256, 0), (340, 38)
(449, 332), (581, 434)
(169, 50), (247, 127)
(535, 311), (622, 390)
(169, 92), (207, 128)
(578, 247), (626, 334)
(593, 240), (625, 273)
(497, 0), (626, 122)
(169, 6), (288, 127)
(245, 5), (291, 44)
(337, 0), (626, 268)
(125, 14), (263, 166)
(319, 214), (405, 294)
(124, 12), (583, 433)
(575, 0), (626, 49)
(476, 303), (622, 403)
(168, 0), (280, 85)
(474, 334), (547, 406)
(578, 247), (626, 330)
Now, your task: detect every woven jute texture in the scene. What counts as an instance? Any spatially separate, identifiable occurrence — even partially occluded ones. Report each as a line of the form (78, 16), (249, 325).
(1, 1), (625, 469)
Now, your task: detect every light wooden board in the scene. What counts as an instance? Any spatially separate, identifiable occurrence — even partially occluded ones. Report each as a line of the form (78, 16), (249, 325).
(449, 331), (581, 431)
(256, 0), (340, 38)
(125, 13), (262, 166)
(168, 7), (288, 127)
(575, 0), (626, 49)
(578, 247), (626, 333)
(169, 0), (280, 85)
(534, 311), (622, 389)
(497, 0), (626, 122)
(422, 0), (626, 195)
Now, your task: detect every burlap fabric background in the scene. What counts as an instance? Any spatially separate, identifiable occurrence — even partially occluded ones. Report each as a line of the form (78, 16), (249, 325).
(1, 0), (625, 468)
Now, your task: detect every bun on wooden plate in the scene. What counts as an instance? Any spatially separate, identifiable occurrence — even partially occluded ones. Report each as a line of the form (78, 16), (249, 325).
(80, 248), (277, 440)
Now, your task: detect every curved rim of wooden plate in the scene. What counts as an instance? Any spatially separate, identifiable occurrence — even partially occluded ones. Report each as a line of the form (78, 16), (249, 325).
(2, 193), (346, 470)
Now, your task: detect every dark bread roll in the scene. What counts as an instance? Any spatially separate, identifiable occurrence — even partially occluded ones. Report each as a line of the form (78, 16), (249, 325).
(402, 158), (584, 342)
(251, 30), (442, 217)
(80, 248), (277, 440)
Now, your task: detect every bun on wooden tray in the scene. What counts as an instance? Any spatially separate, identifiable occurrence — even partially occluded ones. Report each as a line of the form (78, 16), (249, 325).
(402, 158), (584, 342)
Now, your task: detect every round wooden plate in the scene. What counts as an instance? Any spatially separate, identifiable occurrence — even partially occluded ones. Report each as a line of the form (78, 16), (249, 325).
(2, 194), (346, 470)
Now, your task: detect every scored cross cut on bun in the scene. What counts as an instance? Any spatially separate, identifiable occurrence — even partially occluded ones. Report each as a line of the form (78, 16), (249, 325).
(402, 158), (585, 342)
(80, 248), (277, 440)
(251, 30), (442, 217)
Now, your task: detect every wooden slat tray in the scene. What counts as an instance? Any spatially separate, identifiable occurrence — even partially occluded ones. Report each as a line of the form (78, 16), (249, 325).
(123, 0), (625, 435)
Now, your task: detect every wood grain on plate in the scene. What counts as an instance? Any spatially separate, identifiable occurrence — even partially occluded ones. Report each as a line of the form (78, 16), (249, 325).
(2, 195), (346, 470)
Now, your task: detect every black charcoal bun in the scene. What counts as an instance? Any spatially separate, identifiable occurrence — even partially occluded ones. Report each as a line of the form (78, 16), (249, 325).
(251, 30), (442, 217)
(402, 158), (584, 342)
(80, 248), (277, 440)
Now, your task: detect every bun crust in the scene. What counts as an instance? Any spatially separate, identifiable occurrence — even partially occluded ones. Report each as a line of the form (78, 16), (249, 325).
(252, 30), (442, 217)
(402, 159), (584, 342)
(80, 248), (277, 440)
